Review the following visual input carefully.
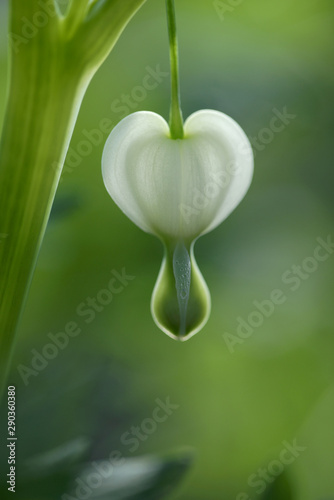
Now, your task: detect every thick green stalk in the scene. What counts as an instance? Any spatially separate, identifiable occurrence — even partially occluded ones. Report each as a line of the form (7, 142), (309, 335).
(0, 0), (146, 397)
(0, 66), (87, 395)
(0, 29), (88, 396)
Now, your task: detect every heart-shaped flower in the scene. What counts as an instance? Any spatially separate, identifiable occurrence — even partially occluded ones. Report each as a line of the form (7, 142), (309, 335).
(102, 109), (253, 340)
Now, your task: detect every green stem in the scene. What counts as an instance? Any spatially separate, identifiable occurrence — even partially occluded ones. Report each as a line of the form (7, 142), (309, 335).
(65, 0), (91, 38)
(0, 0), (147, 399)
(0, 51), (88, 398)
(166, 0), (184, 139)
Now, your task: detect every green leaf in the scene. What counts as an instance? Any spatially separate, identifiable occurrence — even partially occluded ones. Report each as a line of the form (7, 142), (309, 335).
(24, 437), (90, 472)
(1, 438), (90, 500)
(77, 0), (148, 70)
(71, 450), (194, 500)
(1, 441), (193, 500)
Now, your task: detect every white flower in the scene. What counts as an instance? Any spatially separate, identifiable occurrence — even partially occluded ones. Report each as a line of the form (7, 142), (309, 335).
(102, 109), (253, 340)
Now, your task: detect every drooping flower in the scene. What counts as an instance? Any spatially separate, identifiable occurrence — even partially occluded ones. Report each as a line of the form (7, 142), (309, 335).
(102, 0), (253, 340)
(102, 109), (253, 340)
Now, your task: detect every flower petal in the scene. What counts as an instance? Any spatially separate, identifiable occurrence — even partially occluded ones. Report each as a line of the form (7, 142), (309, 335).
(151, 240), (211, 341)
(102, 110), (253, 241)
(183, 109), (253, 235)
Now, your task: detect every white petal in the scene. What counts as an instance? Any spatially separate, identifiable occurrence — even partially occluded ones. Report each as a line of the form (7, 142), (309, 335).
(184, 109), (253, 235)
(102, 110), (253, 240)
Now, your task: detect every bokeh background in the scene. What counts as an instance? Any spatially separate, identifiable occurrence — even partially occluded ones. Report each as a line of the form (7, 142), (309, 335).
(0, 0), (334, 498)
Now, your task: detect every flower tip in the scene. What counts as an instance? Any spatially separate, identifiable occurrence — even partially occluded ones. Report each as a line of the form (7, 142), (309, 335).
(151, 241), (211, 341)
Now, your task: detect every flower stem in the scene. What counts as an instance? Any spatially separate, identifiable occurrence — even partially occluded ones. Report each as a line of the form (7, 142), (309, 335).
(0, 0), (147, 400)
(0, 54), (88, 399)
(65, 0), (91, 38)
(166, 0), (184, 139)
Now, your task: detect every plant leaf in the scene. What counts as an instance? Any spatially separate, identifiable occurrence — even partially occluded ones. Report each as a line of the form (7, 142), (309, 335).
(72, 450), (194, 500)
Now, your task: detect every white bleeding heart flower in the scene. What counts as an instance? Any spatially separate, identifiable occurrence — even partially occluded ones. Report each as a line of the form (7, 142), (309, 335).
(102, 109), (253, 341)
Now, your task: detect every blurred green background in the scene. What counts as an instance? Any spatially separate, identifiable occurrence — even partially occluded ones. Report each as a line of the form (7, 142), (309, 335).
(1, 0), (334, 498)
